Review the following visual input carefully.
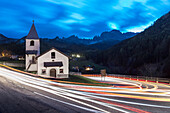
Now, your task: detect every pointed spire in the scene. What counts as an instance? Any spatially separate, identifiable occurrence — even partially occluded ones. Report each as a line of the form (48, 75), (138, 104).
(26, 21), (39, 39)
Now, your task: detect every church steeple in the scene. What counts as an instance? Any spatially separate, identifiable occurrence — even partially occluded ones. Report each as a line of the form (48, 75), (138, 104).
(26, 20), (39, 39)
(25, 21), (40, 71)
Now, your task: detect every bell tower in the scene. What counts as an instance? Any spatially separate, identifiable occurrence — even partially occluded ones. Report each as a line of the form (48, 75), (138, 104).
(25, 20), (40, 71)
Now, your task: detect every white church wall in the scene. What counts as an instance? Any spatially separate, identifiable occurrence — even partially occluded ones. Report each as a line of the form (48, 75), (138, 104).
(25, 22), (69, 78)
(25, 38), (39, 71)
(43, 67), (68, 78)
(28, 63), (37, 71)
(37, 48), (69, 78)
(25, 54), (37, 71)
(26, 39), (40, 55)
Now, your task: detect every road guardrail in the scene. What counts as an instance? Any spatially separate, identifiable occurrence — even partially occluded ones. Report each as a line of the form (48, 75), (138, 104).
(81, 74), (170, 84)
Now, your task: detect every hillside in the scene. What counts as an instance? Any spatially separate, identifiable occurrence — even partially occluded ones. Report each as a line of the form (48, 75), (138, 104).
(0, 29), (137, 56)
(91, 11), (170, 77)
(0, 34), (16, 44)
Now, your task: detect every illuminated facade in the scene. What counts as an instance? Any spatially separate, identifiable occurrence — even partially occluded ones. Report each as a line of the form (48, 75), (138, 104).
(25, 21), (69, 78)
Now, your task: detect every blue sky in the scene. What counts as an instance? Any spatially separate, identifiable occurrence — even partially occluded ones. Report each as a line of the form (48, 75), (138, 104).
(0, 0), (169, 39)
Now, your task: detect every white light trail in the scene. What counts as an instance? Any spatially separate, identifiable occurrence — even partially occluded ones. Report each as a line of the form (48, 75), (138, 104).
(1, 67), (170, 113)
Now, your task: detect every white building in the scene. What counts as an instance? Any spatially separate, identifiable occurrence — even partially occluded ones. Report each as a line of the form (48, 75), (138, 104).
(25, 21), (69, 78)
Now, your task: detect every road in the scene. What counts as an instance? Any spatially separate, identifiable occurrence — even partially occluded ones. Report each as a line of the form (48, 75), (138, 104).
(0, 67), (170, 113)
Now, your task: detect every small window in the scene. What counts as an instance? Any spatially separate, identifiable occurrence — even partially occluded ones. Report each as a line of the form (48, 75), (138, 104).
(51, 52), (55, 59)
(42, 69), (46, 74)
(32, 56), (35, 63)
(30, 40), (34, 46)
(60, 69), (63, 73)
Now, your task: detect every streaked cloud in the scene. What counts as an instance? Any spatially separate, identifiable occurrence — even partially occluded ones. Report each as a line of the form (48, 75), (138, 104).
(70, 13), (85, 20)
(126, 21), (154, 32)
(0, 0), (169, 38)
(108, 22), (119, 30)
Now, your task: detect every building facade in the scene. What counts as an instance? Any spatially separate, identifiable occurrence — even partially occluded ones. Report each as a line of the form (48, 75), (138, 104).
(25, 21), (69, 78)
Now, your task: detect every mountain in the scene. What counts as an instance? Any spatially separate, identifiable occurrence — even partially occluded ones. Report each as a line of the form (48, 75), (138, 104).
(40, 38), (94, 54)
(0, 29), (137, 46)
(61, 30), (138, 45)
(122, 32), (139, 39)
(15, 36), (26, 44)
(0, 34), (16, 44)
(0, 28), (137, 56)
(91, 11), (170, 77)
(93, 30), (138, 41)
(62, 35), (93, 45)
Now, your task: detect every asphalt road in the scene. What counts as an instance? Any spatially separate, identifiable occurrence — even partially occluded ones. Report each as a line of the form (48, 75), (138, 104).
(0, 67), (170, 113)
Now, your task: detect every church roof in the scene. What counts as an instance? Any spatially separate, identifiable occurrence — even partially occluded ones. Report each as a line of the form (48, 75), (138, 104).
(44, 62), (63, 67)
(37, 47), (70, 59)
(26, 21), (39, 39)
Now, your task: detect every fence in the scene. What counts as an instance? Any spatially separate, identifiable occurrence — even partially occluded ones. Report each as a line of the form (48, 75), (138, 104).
(81, 74), (170, 84)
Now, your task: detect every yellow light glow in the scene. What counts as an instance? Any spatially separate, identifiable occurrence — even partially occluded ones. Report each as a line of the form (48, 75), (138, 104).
(76, 54), (80, 58)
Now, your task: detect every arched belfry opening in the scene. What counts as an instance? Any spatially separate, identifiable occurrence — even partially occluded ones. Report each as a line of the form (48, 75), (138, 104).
(30, 40), (34, 46)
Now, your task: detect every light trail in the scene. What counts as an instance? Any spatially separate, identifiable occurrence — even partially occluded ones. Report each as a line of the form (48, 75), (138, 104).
(34, 92), (103, 113)
(0, 67), (170, 113)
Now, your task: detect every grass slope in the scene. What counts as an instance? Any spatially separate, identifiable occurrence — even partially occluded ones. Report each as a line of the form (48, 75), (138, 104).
(59, 75), (110, 86)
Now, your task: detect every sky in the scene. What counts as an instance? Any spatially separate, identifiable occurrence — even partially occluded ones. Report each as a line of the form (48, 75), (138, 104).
(0, 0), (169, 39)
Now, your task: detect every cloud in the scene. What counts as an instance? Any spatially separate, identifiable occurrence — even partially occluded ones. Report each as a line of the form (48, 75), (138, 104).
(70, 13), (85, 20)
(45, 0), (86, 8)
(161, 0), (170, 5)
(108, 22), (119, 29)
(0, 0), (169, 38)
(126, 21), (153, 33)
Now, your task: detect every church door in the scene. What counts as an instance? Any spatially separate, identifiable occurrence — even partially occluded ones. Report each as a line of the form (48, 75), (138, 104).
(50, 69), (56, 77)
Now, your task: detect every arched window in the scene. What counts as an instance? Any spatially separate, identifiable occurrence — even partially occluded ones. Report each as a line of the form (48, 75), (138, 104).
(30, 40), (34, 46)
(51, 52), (55, 59)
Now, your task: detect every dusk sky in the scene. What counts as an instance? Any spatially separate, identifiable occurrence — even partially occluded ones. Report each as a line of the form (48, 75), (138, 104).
(0, 0), (170, 39)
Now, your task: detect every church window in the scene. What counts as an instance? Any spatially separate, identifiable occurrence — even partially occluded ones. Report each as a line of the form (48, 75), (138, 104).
(42, 69), (46, 74)
(51, 52), (55, 59)
(30, 40), (34, 46)
(60, 69), (63, 73)
(32, 56), (35, 63)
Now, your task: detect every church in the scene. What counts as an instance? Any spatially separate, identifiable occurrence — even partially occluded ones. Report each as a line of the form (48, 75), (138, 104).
(25, 21), (69, 78)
